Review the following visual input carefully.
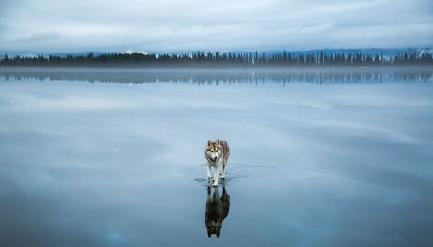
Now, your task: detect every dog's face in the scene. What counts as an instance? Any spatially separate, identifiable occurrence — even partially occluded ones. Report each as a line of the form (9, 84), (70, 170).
(205, 140), (222, 162)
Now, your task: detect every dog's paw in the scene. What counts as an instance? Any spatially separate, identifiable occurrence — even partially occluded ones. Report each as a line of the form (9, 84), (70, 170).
(212, 182), (218, 187)
(220, 175), (225, 179)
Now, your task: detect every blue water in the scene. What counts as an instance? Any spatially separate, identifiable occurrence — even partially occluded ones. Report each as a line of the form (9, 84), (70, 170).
(0, 67), (432, 247)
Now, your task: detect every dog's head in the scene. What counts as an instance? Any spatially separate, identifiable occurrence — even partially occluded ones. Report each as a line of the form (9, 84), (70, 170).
(206, 220), (221, 238)
(205, 139), (222, 162)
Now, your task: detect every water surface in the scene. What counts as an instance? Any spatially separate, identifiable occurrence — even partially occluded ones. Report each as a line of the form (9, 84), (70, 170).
(0, 67), (433, 247)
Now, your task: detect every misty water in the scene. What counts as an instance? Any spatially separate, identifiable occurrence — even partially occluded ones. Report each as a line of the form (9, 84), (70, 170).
(1, 67), (433, 247)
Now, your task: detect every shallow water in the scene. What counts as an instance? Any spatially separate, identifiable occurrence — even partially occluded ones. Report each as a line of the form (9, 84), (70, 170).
(0, 67), (433, 247)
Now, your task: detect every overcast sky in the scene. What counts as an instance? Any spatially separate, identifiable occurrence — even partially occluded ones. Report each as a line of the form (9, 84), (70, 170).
(0, 0), (432, 53)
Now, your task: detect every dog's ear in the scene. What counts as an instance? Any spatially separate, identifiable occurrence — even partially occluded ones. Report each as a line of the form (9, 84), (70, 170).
(207, 140), (212, 145)
(216, 139), (220, 144)
(207, 230), (211, 238)
(216, 230), (220, 238)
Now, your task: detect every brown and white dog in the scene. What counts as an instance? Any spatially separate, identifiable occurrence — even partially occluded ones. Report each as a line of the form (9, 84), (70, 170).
(204, 139), (230, 187)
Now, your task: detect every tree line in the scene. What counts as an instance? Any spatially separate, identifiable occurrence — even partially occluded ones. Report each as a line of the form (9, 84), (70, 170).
(1, 50), (432, 67)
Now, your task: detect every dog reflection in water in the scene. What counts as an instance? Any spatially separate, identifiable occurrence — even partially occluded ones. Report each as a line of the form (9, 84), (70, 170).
(205, 183), (230, 238)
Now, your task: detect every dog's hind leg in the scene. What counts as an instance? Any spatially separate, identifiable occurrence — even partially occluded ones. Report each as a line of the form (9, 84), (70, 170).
(220, 160), (227, 179)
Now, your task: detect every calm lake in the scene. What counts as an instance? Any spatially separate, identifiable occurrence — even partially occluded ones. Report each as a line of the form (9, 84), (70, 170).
(0, 67), (433, 247)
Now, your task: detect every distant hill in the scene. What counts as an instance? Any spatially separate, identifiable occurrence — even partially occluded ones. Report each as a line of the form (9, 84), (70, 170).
(0, 51), (108, 58)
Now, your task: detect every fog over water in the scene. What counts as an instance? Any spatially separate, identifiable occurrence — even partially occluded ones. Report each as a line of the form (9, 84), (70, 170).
(0, 68), (432, 247)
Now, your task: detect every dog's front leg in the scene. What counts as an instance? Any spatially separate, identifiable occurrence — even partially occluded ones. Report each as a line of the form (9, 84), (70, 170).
(212, 161), (221, 187)
(206, 162), (212, 182)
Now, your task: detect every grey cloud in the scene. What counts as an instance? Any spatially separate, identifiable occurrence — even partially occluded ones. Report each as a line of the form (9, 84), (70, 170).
(0, 1), (19, 15)
(17, 32), (62, 42)
(0, 0), (432, 52)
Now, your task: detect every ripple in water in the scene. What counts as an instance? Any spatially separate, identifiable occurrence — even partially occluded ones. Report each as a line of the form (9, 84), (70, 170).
(194, 162), (326, 187)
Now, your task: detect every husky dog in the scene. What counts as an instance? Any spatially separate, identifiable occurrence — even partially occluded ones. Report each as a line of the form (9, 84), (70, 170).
(204, 139), (230, 187)
(205, 185), (230, 238)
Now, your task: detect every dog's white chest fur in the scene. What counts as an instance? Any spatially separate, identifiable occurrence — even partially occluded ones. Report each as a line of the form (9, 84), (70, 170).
(208, 160), (220, 168)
